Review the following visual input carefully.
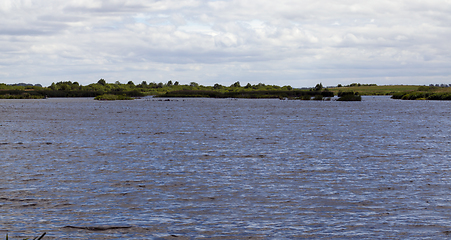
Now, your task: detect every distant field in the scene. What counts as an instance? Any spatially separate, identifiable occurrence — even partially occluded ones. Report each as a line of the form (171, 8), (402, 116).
(328, 85), (421, 95)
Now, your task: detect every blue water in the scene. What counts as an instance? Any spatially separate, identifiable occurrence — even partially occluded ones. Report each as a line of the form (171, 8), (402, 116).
(1, 96), (451, 239)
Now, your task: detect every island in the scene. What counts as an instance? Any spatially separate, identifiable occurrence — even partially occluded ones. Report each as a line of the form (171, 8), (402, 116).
(1, 80), (451, 101)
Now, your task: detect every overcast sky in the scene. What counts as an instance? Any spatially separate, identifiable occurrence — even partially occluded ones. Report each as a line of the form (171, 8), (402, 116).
(1, 0), (450, 87)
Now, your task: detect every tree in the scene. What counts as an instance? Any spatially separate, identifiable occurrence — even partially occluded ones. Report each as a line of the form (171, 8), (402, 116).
(127, 81), (135, 86)
(98, 79), (106, 85)
(167, 80), (173, 86)
(231, 81), (240, 87)
(50, 82), (57, 90)
(315, 83), (323, 91)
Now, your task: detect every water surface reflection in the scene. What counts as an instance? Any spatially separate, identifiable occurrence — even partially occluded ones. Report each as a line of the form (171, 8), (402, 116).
(1, 96), (451, 239)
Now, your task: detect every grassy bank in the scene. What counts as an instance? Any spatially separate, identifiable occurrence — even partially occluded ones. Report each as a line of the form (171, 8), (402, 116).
(392, 86), (451, 100)
(328, 85), (420, 96)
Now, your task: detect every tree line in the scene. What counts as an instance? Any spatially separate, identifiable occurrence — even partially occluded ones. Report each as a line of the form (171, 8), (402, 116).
(0, 80), (358, 100)
(0, 80), (298, 99)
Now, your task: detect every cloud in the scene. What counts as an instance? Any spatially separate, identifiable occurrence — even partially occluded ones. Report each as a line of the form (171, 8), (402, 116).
(0, 0), (451, 87)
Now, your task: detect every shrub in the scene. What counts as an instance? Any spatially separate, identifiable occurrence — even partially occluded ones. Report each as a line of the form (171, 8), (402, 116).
(313, 95), (323, 100)
(391, 92), (406, 99)
(337, 91), (361, 101)
(300, 95), (311, 100)
(427, 93), (451, 100)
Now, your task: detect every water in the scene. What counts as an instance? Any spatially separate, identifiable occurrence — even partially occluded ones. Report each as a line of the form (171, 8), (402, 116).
(1, 96), (451, 239)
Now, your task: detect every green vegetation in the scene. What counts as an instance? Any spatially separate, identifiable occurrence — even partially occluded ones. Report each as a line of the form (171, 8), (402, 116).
(160, 89), (333, 99)
(331, 83), (451, 100)
(337, 91), (362, 101)
(2, 80), (451, 101)
(0, 80), (297, 99)
(0, 80), (145, 99)
(329, 84), (419, 96)
(300, 94), (312, 100)
(312, 95), (324, 100)
(0, 93), (45, 99)
(94, 94), (133, 101)
(392, 85), (451, 100)
(160, 81), (334, 99)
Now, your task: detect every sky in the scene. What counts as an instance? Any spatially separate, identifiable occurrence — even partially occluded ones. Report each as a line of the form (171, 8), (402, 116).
(1, 0), (451, 88)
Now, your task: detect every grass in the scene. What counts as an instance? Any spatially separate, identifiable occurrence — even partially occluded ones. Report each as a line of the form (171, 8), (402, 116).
(94, 94), (133, 100)
(0, 94), (45, 99)
(391, 86), (451, 100)
(329, 85), (420, 96)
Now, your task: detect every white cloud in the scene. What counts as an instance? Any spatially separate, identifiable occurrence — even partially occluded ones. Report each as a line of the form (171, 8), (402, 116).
(0, 0), (451, 87)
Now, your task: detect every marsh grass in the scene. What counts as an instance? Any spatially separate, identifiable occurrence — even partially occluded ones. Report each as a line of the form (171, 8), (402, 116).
(0, 94), (45, 99)
(392, 86), (451, 100)
(94, 94), (133, 100)
(330, 85), (420, 96)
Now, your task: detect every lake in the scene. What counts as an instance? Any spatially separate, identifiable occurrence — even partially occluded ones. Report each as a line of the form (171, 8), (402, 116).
(1, 96), (451, 239)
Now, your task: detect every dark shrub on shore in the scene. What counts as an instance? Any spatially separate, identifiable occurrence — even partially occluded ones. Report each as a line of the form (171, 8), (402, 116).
(337, 91), (362, 101)
(313, 95), (323, 100)
(300, 94), (311, 100)
(427, 93), (451, 100)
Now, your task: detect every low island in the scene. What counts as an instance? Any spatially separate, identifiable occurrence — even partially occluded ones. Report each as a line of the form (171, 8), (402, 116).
(1, 80), (451, 101)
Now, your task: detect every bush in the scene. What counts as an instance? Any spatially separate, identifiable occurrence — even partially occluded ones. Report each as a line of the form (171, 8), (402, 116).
(300, 95), (311, 100)
(392, 91), (451, 100)
(391, 92), (406, 99)
(313, 95), (323, 100)
(337, 91), (361, 101)
(427, 93), (451, 100)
